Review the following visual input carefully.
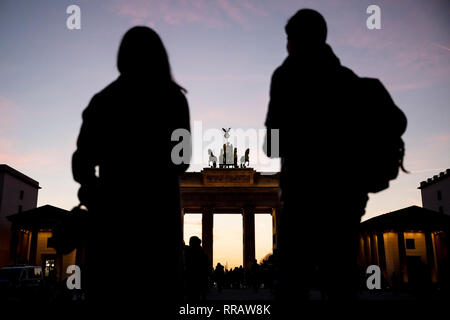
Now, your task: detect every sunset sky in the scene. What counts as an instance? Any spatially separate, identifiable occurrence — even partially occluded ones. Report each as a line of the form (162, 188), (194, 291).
(1, 0), (449, 268)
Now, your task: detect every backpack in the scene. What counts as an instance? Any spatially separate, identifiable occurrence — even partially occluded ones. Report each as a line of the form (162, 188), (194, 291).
(356, 78), (408, 193)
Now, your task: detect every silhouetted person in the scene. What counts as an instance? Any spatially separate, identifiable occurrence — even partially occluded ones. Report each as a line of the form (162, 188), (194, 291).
(214, 263), (225, 293)
(184, 236), (209, 300)
(264, 9), (407, 303)
(237, 265), (245, 289)
(72, 26), (191, 308)
(249, 259), (260, 293)
(231, 267), (240, 289)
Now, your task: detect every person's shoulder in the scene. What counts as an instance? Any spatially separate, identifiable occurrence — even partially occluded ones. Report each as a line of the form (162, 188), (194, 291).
(271, 64), (286, 82)
(338, 67), (391, 98)
(358, 77), (393, 100)
(81, 78), (121, 119)
(339, 65), (386, 93)
(339, 65), (359, 81)
(359, 77), (387, 91)
(273, 64), (284, 75)
(84, 79), (119, 106)
(95, 78), (122, 99)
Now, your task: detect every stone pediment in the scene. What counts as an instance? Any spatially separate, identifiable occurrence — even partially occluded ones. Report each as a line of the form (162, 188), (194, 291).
(202, 168), (255, 186)
(180, 168), (279, 188)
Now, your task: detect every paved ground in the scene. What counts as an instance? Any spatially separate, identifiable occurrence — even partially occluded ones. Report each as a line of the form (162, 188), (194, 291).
(207, 288), (274, 301)
(206, 287), (444, 301)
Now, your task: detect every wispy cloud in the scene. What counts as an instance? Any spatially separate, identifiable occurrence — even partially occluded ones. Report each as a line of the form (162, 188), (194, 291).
(109, 0), (267, 28)
(410, 168), (448, 174)
(217, 0), (248, 26)
(333, 1), (450, 92)
(0, 140), (69, 172)
(432, 42), (450, 52)
(404, 132), (450, 174)
(0, 96), (71, 175)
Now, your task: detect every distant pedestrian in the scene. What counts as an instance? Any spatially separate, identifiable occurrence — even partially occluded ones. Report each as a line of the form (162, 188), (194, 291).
(214, 263), (225, 293)
(185, 236), (209, 300)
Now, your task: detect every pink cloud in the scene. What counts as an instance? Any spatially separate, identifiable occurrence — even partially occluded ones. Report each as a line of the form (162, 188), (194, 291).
(109, 0), (267, 28)
(0, 139), (68, 171)
(110, 0), (223, 27)
(240, 1), (268, 17)
(0, 96), (71, 173)
(340, 37), (450, 92)
(332, 2), (450, 91)
(217, 0), (248, 26)
(388, 46), (450, 91)
(433, 43), (450, 52)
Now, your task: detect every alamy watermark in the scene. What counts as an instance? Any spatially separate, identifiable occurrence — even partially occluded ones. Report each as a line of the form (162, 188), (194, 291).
(66, 5), (81, 30)
(366, 264), (381, 290)
(66, 5), (382, 31)
(170, 122), (280, 173)
(66, 264), (81, 290)
(366, 5), (381, 30)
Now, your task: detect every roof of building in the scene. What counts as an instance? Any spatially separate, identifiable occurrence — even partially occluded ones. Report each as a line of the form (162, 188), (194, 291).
(0, 164), (40, 188)
(360, 205), (450, 231)
(418, 169), (450, 189)
(1, 265), (42, 270)
(7, 205), (69, 227)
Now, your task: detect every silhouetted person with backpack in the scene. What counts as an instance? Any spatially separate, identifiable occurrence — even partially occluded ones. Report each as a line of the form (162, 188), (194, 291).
(264, 9), (407, 304)
(72, 26), (191, 308)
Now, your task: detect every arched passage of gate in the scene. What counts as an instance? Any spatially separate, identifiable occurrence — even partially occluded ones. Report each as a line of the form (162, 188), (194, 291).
(180, 168), (281, 270)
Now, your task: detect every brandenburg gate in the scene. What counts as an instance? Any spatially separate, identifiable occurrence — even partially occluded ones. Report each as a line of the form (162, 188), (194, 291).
(180, 168), (281, 269)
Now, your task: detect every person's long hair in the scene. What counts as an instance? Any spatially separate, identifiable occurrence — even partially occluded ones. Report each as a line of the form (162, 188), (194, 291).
(117, 26), (185, 92)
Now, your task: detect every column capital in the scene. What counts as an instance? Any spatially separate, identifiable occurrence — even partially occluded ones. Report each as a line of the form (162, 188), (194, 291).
(241, 205), (255, 215)
(202, 206), (214, 214)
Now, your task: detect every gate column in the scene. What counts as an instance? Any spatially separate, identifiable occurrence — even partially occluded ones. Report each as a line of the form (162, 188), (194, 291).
(202, 207), (214, 268)
(243, 206), (255, 270)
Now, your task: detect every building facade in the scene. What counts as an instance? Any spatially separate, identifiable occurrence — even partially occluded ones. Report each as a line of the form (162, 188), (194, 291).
(358, 206), (450, 289)
(419, 169), (450, 215)
(0, 164), (40, 267)
(7, 205), (77, 281)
